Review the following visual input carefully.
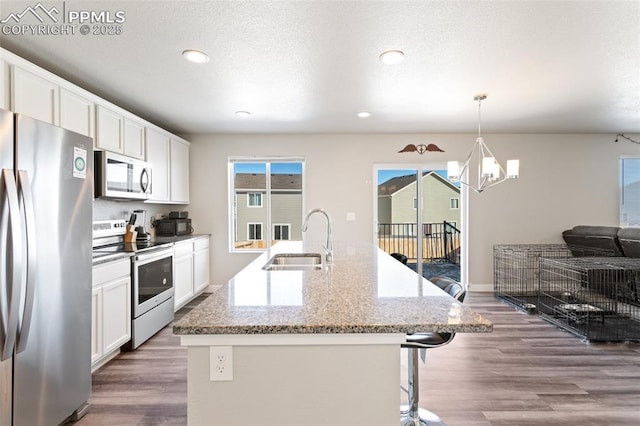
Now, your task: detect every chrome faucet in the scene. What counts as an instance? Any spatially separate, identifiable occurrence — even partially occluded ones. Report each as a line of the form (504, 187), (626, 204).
(301, 208), (332, 262)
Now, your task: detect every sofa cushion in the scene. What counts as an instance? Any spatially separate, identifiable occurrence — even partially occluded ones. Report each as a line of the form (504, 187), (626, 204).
(562, 225), (623, 256)
(569, 225), (621, 237)
(618, 228), (640, 258)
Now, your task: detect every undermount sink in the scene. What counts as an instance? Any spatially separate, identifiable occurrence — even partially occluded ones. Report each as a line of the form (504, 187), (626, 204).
(262, 253), (323, 271)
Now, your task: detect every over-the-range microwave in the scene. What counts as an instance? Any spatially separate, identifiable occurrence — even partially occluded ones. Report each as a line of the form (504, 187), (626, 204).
(95, 151), (152, 200)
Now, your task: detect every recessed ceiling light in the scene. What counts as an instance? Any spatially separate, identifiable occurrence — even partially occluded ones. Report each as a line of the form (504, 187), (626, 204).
(182, 49), (210, 64)
(235, 110), (252, 117)
(379, 50), (405, 64)
(357, 111), (372, 118)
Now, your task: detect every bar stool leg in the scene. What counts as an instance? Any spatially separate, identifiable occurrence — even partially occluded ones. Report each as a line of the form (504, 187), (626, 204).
(400, 348), (447, 426)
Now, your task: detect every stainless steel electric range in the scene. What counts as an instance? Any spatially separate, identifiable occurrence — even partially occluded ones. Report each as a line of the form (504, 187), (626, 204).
(93, 220), (175, 350)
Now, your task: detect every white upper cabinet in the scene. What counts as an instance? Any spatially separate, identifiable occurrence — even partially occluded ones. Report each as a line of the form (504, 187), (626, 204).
(146, 127), (171, 202)
(97, 105), (146, 159)
(146, 127), (190, 204)
(11, 65), (59, 125)
(170, 137), (190, 204)
(123, 118), (145, 160)
(0, 59), (8, 110)
(2, 48), (191, 206)
(96, 104), (124, 153)
(60, 88), (95, 138)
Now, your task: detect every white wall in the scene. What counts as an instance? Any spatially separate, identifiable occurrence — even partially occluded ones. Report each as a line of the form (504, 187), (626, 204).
(187, 133), (640, 290)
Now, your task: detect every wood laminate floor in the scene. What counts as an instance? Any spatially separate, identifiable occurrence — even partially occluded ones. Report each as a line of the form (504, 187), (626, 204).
(75, 293), (640, 426)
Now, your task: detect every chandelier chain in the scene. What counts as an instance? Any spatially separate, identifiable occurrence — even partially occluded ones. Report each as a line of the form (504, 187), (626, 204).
(478, 97), (482, 137)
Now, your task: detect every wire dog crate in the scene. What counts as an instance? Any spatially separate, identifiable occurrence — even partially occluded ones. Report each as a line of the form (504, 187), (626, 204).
(494, 244), (573, 313)
(538, 257), (640, 342)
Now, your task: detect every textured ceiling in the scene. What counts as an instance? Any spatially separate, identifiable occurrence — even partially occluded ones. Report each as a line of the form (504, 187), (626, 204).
(1, 0), (639, 135)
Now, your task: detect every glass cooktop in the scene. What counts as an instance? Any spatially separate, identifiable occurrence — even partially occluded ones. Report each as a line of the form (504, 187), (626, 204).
(92, 241), (172, 259)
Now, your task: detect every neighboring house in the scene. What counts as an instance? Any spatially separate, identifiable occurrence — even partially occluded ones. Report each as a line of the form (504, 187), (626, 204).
(378, 171), (460, 236)
(234, 173), (303, 245)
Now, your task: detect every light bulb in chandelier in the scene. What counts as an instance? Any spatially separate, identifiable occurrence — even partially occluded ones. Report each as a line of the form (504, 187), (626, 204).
(506, 160), (520, 179)
(447, 161), (461, 181)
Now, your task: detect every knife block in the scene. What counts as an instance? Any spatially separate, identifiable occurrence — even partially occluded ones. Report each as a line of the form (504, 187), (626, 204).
(124, 225), (138, 242)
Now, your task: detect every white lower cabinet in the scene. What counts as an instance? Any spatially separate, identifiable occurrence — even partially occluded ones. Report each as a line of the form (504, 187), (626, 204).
(174, 242), (194, 311)
(194, 238), (210, 293)
(174, 237), (210, 311)
(102, 278), (132, 353)
(91, 287), (102, 364)
(92, 258), (131, 369)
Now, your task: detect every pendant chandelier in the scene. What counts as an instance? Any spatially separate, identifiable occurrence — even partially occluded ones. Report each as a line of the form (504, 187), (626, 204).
(447, 94), (519, 193)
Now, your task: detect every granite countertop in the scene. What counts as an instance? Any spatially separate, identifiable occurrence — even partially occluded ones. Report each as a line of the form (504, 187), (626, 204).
(173, 241), (493, 336)
(153, 233), (210, 244)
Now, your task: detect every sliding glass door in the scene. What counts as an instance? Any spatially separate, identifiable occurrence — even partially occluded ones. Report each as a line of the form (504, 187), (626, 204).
(374, 164), (464, 282)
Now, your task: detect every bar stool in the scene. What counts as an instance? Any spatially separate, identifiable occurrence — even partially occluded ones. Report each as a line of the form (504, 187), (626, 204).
(391, 252), (408, 265)
(400, 277), (466, 426)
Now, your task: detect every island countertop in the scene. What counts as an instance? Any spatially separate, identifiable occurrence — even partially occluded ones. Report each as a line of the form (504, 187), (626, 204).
(173, 241), (492, 335)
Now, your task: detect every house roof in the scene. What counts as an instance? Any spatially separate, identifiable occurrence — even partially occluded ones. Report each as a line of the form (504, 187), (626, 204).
(235, 173), (302, 191)
(378, 172), (460, 196)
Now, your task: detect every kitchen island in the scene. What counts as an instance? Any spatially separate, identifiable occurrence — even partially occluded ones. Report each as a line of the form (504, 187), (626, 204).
(173, 242), (492, 425)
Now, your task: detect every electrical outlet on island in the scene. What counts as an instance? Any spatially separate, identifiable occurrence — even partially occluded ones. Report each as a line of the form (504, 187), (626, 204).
(209, 346), (233, 381)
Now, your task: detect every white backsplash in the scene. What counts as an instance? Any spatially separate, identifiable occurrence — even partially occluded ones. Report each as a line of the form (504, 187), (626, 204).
(93, 199), (179, 238)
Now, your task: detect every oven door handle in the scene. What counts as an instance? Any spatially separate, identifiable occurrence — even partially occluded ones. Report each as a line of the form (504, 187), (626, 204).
(134, 248), (174, 264)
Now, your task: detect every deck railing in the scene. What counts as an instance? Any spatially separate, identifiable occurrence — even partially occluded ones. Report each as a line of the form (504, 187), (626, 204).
(378, 221), (460, 264)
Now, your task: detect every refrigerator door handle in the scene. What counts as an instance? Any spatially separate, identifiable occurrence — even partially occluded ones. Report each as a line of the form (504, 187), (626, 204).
(15, 170), (36, 353)
(0, 169), (23, 361)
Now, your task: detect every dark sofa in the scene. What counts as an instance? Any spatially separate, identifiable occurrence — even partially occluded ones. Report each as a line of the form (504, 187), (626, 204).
(560, 225), (640, 305)
(561, 225), (624, 257)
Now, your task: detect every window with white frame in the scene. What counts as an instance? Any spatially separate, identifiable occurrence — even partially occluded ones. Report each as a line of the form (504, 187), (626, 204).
(450, 198), (459, 209)
(621, 157), (640, 227)
(230, 158), (304, 251)
(248, 223), (263, 240)
(248, 192), (263, 207)
(273, 224), (291, 240)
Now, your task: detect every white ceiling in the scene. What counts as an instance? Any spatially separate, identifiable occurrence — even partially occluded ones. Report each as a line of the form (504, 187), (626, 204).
(1, 0), (639, 135)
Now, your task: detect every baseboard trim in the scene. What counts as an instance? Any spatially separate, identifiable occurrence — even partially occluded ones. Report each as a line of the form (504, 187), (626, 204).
(92, 349), (120, 373)
(468, 283), (493, 292)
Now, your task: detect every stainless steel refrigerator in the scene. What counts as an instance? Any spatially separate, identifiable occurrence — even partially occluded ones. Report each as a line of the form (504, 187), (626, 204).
(0, 109), (93, 425)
